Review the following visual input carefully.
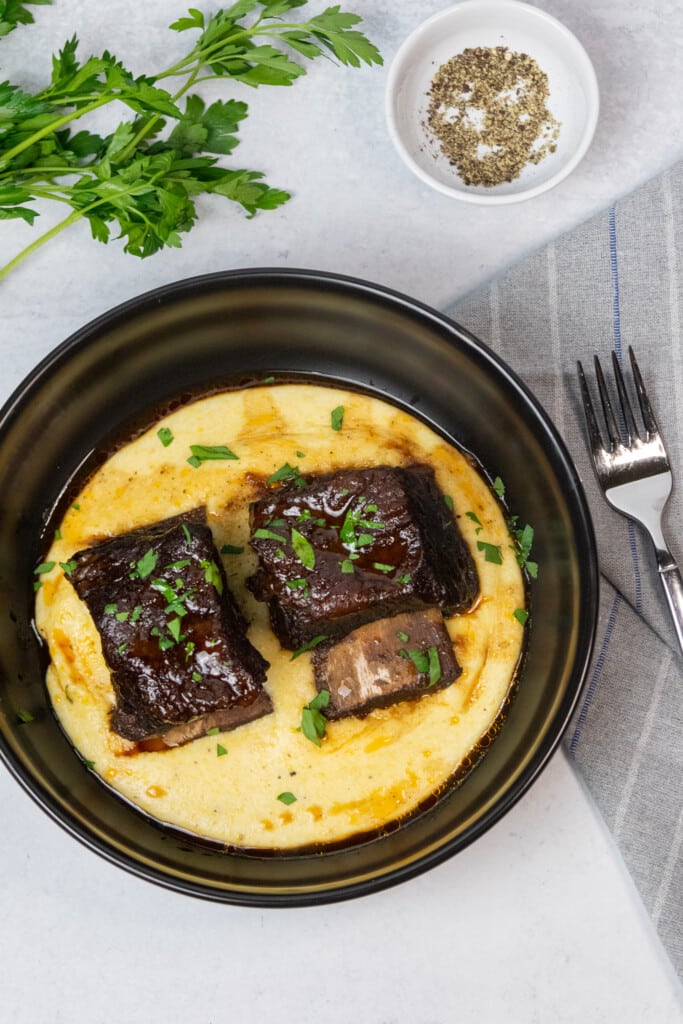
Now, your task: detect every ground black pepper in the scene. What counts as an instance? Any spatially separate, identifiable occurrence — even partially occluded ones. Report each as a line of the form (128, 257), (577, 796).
(425, 46), (561, 187)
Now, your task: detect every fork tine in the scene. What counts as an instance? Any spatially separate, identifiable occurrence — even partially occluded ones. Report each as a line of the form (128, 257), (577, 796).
(611, 351), (640, 444)
(629, 346), (661, 438)
(594, 355), (621, 449)
(577, 360), (606, 456)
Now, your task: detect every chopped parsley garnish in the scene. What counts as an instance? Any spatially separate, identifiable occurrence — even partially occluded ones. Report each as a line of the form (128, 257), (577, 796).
(300, 689), (330, 746)
(104, 603), (118, 615)
(396, 630), (409, 643)
(397, 573), (412, 585)
(295, 509), (325, 525)
(509, 521), (538, 578)
(291, 635), (327, 661)
(187, 444), (239, 467)
(291, 528), (315, 570)
(84, 759), (96, 770)
(401, 648), (429, 674)
(443, 494), (454, 512)
(267, 462), (305, 487)
(221, 544), (244, 555)
(340, 559), (355, 574)
(253, 527), (287, 543)
(167, 617), (183, 643)
(330, 405), (345, 431)
(157, 427), (174, 447)
(296, 450), (306, 459)
(192, 671), (202, 682)
(477, 540), (503, 565)
(182, 524), (192, 544)
(513, 608), (529, 625)
(72, 503), (81, 511)
(33, 580), (42, 592)
(466, 511), (483, 534)
(165, 559), (190, 570)
(135, 548), (158, 579)
(339, 498), (385, 554)
(54, 529), (62, 540)
(427, 645), (441, 686)
(372, 562), (394, 573)
(131, 605), (142, 622)
(34, 561), (55, 575)
(216, 743), (228, 757)
(59, 559), (77, 576)
(493, 476), (505, 499)
(117, 642), (127, 654)
(201, 559), (224, 594)
(277, 791), (297, 805)
(115, 610), (129, 622)
(286, 578), (310, 597)
(264, 375), (275, 383)
(205, 726), (220, 736)
(16, 708), (34, 723)
(150, 626), (175, 651)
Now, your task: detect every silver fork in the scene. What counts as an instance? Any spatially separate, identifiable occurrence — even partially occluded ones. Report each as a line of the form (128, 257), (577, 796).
(577, 346), (683, 655)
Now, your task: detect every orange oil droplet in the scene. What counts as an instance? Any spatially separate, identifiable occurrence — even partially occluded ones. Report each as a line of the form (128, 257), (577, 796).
(145, 785), (166, 798)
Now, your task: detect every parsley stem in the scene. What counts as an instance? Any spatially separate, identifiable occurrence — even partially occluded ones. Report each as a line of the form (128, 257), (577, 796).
(0, 207), (87, 281)
(0, 96), (114, 166)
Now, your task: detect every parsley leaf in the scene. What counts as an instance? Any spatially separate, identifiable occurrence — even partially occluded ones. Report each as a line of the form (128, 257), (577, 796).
(427, 645), (441, 686)
(300, 688), (330, 745)
(200, 558), (224, 594)
(0, 0), (51, 39)
(291, 527), (315, 569)
(465, 510), (483, 534)
(493, 476), (505, 499)
(34, 560), (55, 575)
(187, 443), (239, 466)
(330, 405), (344, 431)
(508, 520), (538, 578)
(135, 548), (158, 579)
(157, 426), (174, 447)
(267, 461), (305, 486)
(277, 791), (297, 805)
(290, 634), (327, 660)
(513, 608), (529, 626)
(477, 540), (503, 565)
(220, 543), (244, 554)
(253, 527), (287, 542)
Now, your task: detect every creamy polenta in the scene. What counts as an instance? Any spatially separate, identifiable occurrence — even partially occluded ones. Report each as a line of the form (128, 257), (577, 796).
(35, 383), (525, 850)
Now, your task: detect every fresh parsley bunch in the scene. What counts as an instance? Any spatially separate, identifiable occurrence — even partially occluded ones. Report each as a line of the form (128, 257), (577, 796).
(0, 1), (381, 279)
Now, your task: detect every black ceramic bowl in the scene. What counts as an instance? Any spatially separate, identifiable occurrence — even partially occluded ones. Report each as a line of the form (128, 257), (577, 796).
(0, 269), (597, 904)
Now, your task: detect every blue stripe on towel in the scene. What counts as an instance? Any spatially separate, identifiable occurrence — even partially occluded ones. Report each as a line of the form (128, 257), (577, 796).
(568, 590), (622, 756)
(609, 206), (643, 614)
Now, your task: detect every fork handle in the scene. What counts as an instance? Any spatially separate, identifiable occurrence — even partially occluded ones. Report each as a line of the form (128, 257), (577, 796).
(656, 552), (683, 656)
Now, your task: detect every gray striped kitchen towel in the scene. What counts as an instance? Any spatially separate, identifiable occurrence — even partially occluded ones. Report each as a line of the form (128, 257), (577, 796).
(450, 162), (683, 981)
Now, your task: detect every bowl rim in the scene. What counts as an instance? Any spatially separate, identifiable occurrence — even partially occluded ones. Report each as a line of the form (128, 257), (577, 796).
(0, 267), (599, 905)
(384, 0), (600, 205)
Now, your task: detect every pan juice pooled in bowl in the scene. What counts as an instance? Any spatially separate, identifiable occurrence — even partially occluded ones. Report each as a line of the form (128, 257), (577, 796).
(35, 383), (527, 851)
